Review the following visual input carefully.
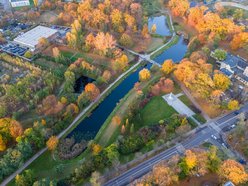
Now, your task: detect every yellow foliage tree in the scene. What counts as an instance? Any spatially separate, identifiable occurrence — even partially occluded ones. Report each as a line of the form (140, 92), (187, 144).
(161, 59), (174, 75)
(151, 24), (157, 34)
(219, 159), (248, 185)
(185, 150), (197, 169)
(92, 143), (102, 155)
(0, 134), (6, 151)
(46, 136), (59, 151)
(213, 73), (230, 91)
(227, 100), (239, 110)
(139, 68), (151, 82)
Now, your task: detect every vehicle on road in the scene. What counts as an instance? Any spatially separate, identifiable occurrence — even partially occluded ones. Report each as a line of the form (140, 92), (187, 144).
(211, 135), (217, 140)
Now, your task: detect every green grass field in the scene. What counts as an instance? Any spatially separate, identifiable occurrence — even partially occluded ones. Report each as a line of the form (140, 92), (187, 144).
(132, 96), (177, 130)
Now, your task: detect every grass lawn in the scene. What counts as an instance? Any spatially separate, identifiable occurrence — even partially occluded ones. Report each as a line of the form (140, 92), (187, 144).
(146, 37), (165, 53)
(132, 96), (177, 130)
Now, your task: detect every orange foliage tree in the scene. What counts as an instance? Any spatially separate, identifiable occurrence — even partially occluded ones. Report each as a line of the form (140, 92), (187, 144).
(85, 83), (100, 101)
(219, 159), (248, 185)
(46, 136), (59, 151)
(168, 0), (190, 17)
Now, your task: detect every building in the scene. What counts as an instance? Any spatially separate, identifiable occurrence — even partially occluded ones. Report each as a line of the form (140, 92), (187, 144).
(224, 181), (235, 186)
(217, 53), (248, 86)
(14, 26), (58, 52)
(8, 0), (30, 8)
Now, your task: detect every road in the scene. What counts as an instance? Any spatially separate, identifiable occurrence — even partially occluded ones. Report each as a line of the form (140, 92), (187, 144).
(104, 103), (248, 186)
(0, 59), (143, 186)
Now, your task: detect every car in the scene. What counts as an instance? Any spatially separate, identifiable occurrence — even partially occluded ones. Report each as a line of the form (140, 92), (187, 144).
(239, 159), (246, 165)
(221, 143), (227, 148)
(230, 124), (236, 129)
(234, 111), (239, 115)
(211, 135), (217, 140)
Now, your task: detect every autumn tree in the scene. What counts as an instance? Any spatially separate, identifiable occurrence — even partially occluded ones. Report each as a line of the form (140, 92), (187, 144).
(227, 100), (239, 110)
(119, 33), (133, 47)
(218, 159), (248, 185)
(230, 32), (248, 50)
(94, 32), (116, 56)
(113, 54), (129, 71)
(161, 59), (174, 75)
(91, 143), (102, 155)
(168, 0), (190, 17)
(38, 37), (49, 48)
(102, 70), (111, 83)
(46, 136), (59, 151)
(213, 73), (230, 91)
(85, 83), (100, 101)
(151, 24), (157, 34)
(111, 9), (124, 33)
(0, 134), (6, 151)
(66, 19), (84, 49)
(15, 169), (34, 186)
(139, 68), (151, 82)
(90, 171), (101, 186)
(141, 24), (149, 38)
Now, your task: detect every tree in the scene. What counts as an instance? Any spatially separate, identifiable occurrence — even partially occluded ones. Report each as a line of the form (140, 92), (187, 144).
(24, 51), (32, 59)
(212, 49), (227, 61)
(38, 37), (49, 47)
(119, 33), (133, 47)
(46, 136), (59, 151)
(207, 146), (221, 173)
(113, 54), (129, 71)
(66, 19), (84, 49)
(90, 171), (101, 186)
(15, 169), (34, 186)
(112, 116), (121, 126)
(151, 24), (157, 34)
(213, 73), (230, 91)
(218, 159), (248, 185)
(161, 59), (174, 74)
(111, 9), (124, 33)
(233, 9), (244, 20)
(230, 32), (248, 50)
(0, 134), (6, 151)
(33, 0), (39, 7)
(139, 68), (151, 82)
(141, 24), (149, 38)
(94, 32), (116, 56)
(184, 150), (197, 170)
(85, 83), (100, 101)
(168, 0), (190, 17)
(91, 143), (102, 155)
(227, 100), (239, 110)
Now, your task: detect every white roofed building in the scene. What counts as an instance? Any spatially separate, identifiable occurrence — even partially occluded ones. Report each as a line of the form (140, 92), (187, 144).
(8, 0), (30, 8)
(14, 26), (58, 51)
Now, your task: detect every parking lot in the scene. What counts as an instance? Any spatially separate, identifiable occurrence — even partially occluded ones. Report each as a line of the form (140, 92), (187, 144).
(0, 42), (29, 57)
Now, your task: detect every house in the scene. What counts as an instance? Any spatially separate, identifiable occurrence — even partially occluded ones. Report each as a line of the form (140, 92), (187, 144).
(216, 53), (248, 86)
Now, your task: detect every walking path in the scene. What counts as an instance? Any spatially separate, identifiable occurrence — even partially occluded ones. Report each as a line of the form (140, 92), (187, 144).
(0, 59), (143, 186)
(218, 1), (248, 11)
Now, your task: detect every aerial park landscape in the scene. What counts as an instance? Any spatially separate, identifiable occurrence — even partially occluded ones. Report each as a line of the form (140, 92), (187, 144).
(0, 0), (248, 185)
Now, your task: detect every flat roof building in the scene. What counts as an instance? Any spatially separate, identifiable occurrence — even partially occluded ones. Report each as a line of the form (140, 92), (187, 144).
(14, 26), (58, 51)
(8, 0), (30, 8)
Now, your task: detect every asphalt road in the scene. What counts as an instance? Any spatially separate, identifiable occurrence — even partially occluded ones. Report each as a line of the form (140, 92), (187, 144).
(104, 103), (248, 186)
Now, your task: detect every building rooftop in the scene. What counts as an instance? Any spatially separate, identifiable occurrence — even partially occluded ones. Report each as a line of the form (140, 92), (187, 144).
(14, 26), (57, 49)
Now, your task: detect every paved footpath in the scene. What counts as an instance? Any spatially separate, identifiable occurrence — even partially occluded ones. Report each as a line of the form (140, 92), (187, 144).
(219, 1), (248, 11)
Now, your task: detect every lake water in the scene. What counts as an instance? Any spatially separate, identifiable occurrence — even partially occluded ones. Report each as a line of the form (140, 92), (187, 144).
(148, 15), (171, 36)
(153, 36), (188, 64)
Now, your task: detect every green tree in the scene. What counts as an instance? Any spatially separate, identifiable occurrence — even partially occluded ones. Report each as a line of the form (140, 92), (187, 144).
(213, 49), (227, 61)
(15, 169), (34, 186)
(207, 146), (221, 173)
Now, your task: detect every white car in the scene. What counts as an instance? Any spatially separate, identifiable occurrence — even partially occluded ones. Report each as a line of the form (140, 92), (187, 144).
(211, 135), (217, 140)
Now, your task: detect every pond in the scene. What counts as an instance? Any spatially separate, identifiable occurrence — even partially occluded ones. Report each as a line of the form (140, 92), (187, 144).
(74, 76), (95, 93)
(148, 15), (171, 36)
(153, 36), (188, 64)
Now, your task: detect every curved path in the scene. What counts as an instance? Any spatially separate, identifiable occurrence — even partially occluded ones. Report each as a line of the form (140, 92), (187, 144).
(218, 1), (248, 11)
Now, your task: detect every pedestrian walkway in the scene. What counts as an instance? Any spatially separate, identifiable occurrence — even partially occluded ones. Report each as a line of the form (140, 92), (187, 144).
(163, 93), (195, 117)
(209, 122), (222, 133)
